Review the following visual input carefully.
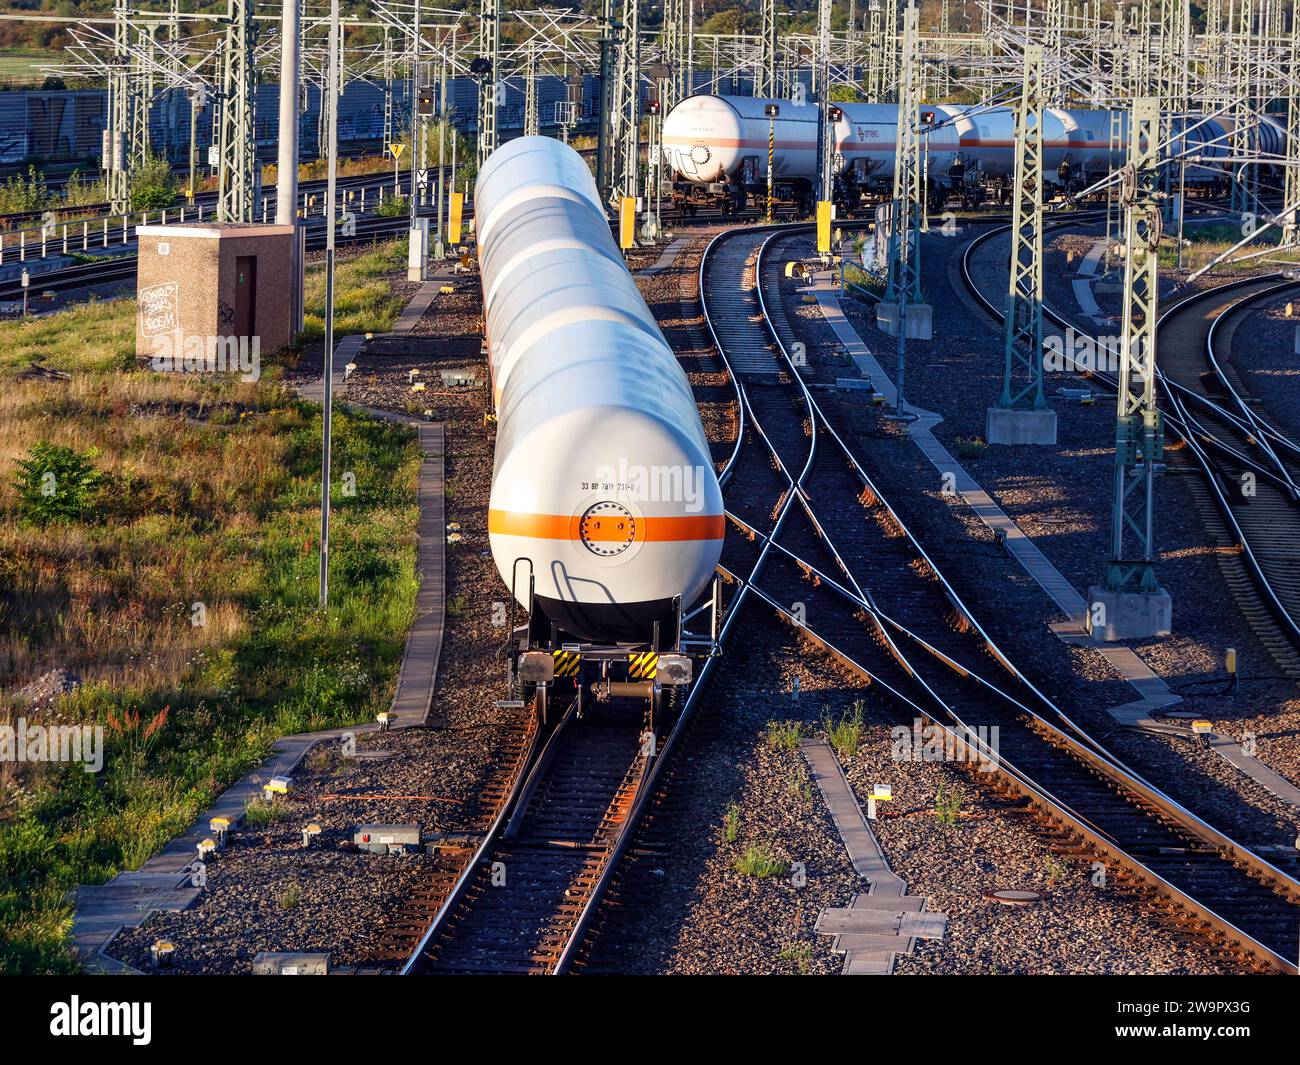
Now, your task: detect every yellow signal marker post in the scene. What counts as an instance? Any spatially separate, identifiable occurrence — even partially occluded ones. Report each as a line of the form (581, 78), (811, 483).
(388, 142), (406, 160)
(619, 197), (637, 251)
(816, 201), (833, 254)
(867, 782), (892, 820)
(448, 192), (464, 245)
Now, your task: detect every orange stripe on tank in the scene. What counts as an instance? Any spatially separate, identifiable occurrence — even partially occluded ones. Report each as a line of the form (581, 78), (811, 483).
(489, 509), (725, 542)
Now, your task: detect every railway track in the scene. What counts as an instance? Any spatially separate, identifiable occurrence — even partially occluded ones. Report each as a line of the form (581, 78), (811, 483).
(692, 221), (1300, 973)
(400, 226), (779, 976)
(401, 218), (1300, 975)
(0, 165), (415, 233)
(0, 213), (422, 303)
(366, 714), (539, 967)
(407, 699), (646, 974)
(961, 223), (1300, 676)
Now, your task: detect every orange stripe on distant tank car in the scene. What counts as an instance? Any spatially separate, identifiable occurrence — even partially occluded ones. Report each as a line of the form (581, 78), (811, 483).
(489, 510), (725, 541)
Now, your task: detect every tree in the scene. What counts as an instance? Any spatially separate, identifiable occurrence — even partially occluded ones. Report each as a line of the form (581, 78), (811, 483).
(129, 154), (177, 211)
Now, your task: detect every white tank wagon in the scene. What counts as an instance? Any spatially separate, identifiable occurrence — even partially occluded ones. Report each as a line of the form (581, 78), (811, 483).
(664, 94), (1270, 213)
(476, 137), (725, 678)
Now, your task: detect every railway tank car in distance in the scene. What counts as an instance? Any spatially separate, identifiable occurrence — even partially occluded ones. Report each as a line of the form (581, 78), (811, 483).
(475, 136), (725, 719)
(663, 94), (1261, 215)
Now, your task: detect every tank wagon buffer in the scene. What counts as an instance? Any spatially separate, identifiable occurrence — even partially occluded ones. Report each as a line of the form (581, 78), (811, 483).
(661, 95), (1275, 216)
(475, 137), (727, 730)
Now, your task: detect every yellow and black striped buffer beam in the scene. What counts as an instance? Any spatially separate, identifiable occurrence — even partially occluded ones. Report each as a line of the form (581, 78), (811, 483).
(552, 649), (580, 677)
(627, 651), (658, 680)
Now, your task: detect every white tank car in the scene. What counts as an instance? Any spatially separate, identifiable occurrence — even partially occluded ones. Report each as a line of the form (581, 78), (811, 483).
(665, 94), (1253, 194)
(476, 136), (725, 643)
(662, 95), (965, 190)
(662, 93), (820, 184)
(832, 103), (960, 185)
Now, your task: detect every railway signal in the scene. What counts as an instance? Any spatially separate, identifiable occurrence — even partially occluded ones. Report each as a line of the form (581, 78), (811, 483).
(765, 102), (779, 223)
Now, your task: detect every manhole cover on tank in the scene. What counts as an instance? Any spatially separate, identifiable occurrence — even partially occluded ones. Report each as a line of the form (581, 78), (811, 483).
(578, 501), (636, 556)
(985, 889), (1042, 907)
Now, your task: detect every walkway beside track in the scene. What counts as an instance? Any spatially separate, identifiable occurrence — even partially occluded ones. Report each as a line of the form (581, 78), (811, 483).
(314, 270), (454, 728)
(805, 266), (1300, 812)
(71, 723), (366, 973)
(801, 739), (947, 974)
(70, 267), (456, 968)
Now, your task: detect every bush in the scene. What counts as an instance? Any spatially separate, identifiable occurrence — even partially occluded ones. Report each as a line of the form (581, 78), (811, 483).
(823, 701), (865, 761)
(934, 780), (965, 827)
(374, 194), (410, 218)
(955, 436), (989, 459)
(765, 719), (804, 751)
(128, 154), (177, 211)
(61, 169), (106, 208)
(12, 441), (108, 526)
(0, 165), (51, 214)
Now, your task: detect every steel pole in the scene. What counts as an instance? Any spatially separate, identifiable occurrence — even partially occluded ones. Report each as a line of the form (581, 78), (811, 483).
(276, 0), (302, 335)
(320, 0), (340, 609)
(275, 0), (300, 226)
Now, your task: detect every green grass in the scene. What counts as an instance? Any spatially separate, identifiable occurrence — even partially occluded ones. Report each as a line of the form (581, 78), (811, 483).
(243, 798), (293, 826)
(823, 701), (865, 762)
(779, 939), (814, 974)
(934, 780), (965, 827)
(786, 763), (812, 804)
(0, 51), (60, 85)
(734, 844), (789, 879)
(300, 239), (412, 344)
(0, 246), (422, 973)
(765, 719), (804, 751)
(722, 802), (741, 844)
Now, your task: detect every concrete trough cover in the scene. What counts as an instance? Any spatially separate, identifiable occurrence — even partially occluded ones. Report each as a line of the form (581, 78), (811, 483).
(986, 889), (1042, 907)
(252, 952), (330, 975)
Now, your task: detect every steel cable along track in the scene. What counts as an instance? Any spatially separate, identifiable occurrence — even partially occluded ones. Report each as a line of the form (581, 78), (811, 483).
(699, 222), (1299, 972)
(961, 223), (1300, 676)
